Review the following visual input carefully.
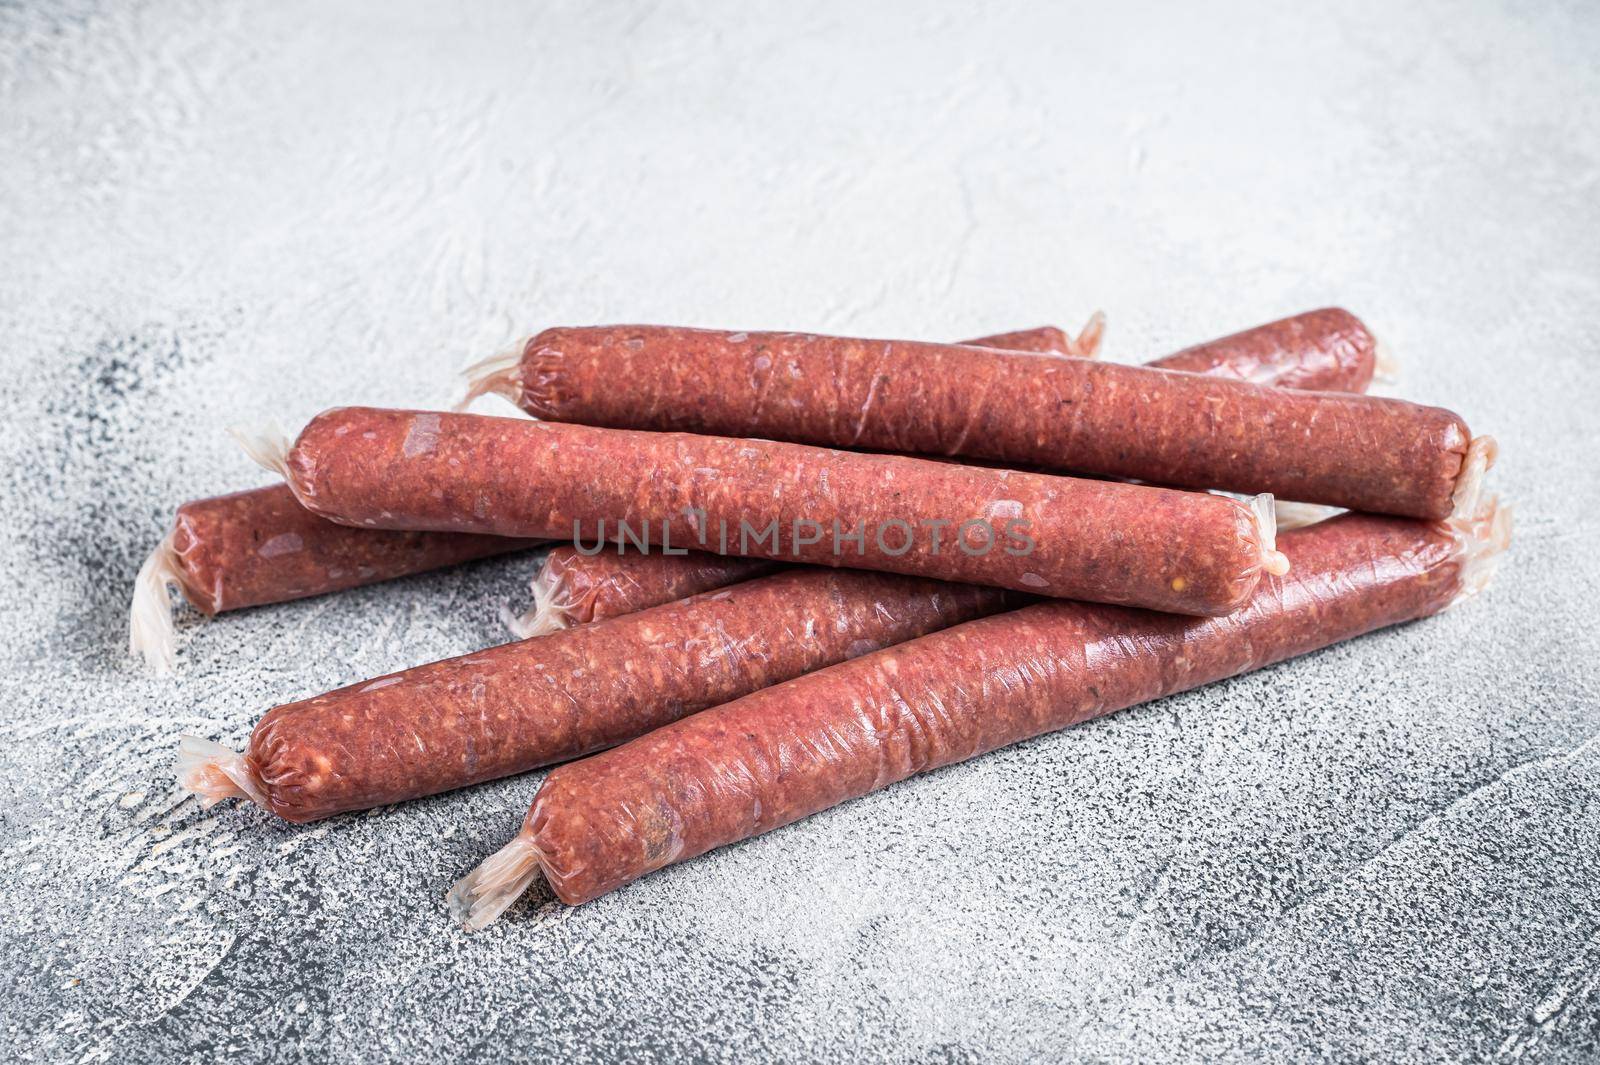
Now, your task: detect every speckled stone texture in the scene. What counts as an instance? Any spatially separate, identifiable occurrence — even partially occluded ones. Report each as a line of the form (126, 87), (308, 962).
(1, 1), (1596, 1062)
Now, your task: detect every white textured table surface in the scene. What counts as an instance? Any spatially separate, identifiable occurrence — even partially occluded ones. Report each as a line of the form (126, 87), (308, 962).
(4, 2), (1598, 1061)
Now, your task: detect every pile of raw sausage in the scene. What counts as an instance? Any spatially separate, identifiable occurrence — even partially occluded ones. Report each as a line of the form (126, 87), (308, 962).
(142, 308), (1508, 926)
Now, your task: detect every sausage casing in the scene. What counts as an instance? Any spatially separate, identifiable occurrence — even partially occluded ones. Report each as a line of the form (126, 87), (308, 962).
(506, 321), (1092, 634)
(450, 491), (1508, 916)
(517, 309), (1379, 633)
(503, 326), (1469, 518)
(519, 548), (779, 634)
(1148, 307), (1377, 391)
(176, 570), (1013, 822)
(271, 407), (1283, 616)
(130, 484), (536, 672)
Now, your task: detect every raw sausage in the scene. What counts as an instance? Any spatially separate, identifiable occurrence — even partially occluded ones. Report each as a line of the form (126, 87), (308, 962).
(449, 443), (1506, 917)
(175, 569), (1014, 822)
(245, 407), (1287, 616)
(135, 322), (1084, 668)
(1147, 307), (1380, 392)
(470, 324), (1478, 518)
(500, 325), (1466, 518)
(960, 324), (1074, 354)
(512, 547), (779, 636)
(256, 407), (1285, 614)
(511, 309), (1380, 635)
(130, 484), (537, 673)
(501, 319), (1102, 636)
(960, 314), (1105, 357)
(461, 316), (1107, 414)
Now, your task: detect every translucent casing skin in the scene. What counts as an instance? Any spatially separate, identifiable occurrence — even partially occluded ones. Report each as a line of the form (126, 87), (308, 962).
(169, 484), (533, 614)
(524, 513), (1475, 905)
(513, 323), (1463, 518)
(960, 324), (1075, 353)
(530, 310), (1379, 628)
(523, 324), (1077, 627)
(285, 407), (1276, 616)
(230, 570), (1013, 821)
(1147, 307), (1376, 391)
(539, 548), (778, 626)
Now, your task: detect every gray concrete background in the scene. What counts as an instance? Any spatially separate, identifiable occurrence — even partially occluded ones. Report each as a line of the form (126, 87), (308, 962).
(3, 1), (1597, 1061)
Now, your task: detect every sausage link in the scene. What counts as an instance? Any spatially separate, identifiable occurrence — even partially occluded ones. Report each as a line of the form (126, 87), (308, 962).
(265, 407), (1284, 616)
(963, 325), (1071, 353)
(130, 484), (536, 673)
(964, 314), (1104, 357)
(451, 490), (1509, 916)
(497, 326), (1473, 518)
(506, 320), (1100, 634)
(517, 310), (1378, 633)
(1148, 307), (1377, 392)
(139, 322), (1082, 670)
(518, 548), (780, 634)
(175, 569), (1014, 822)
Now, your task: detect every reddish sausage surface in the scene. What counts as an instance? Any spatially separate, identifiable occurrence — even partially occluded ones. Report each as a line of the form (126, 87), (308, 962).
(521, 309), (1380, 632)
(131, 484), (538, 671)
(962, 324), (1074, 353)
(510, 321), (1091, 633)
(278, 407), (1280, 616)
(456, 502), (1507, 913)
(177, 569), (1013, 822)
(960, 317), (1104, 357)
(139, 322), (1075, 668)
(505, 326), (1469, 518)
(1147, 307), (1377, 392)
(168, 484), (530, 614)
(525, 547), (779, 632)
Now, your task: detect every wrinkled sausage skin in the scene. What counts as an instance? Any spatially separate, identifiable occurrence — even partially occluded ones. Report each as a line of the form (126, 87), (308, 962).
(515, 326), (1466, 518)
(284, 407), (1274, 616)
(526, 514), (1470, 905)
(244, 569), (1013, 822)
(534, 309), (1380, 627)
(542, 548), (779, 625)
(170, 484), (534, 614)
(1148, 307), (1377, 392)
(528, 323), (1074, 626)
(963, 324), (1073, 354)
